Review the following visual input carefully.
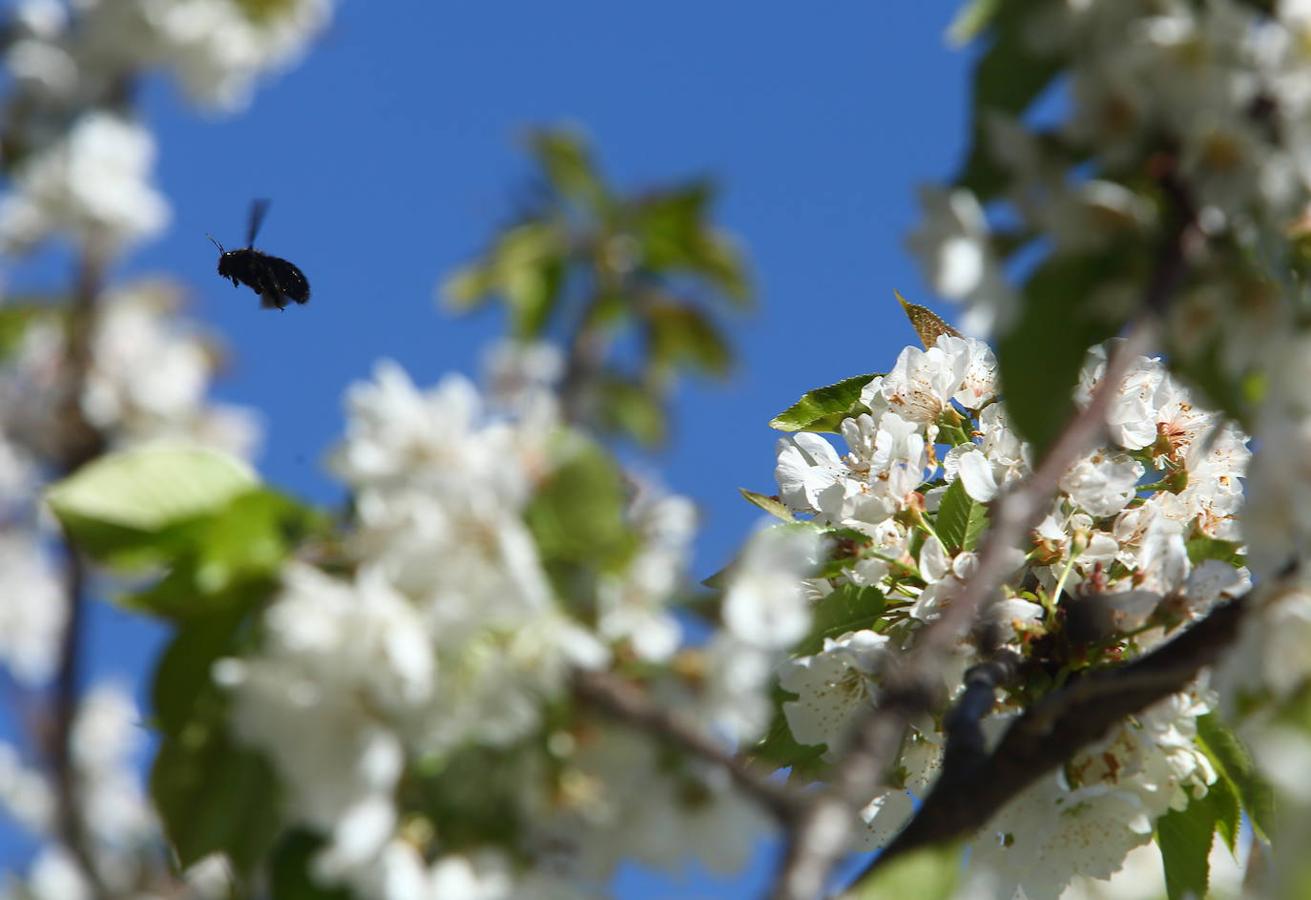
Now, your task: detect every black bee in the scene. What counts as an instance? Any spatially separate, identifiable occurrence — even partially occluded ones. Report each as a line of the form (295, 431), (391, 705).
(209, 199), (310, 310)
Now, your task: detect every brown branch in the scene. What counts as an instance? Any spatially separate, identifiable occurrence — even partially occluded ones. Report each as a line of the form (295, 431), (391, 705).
(47, 248), (109, 899)
(572, 669), (802, 824)
(857, 592), (1250, 883)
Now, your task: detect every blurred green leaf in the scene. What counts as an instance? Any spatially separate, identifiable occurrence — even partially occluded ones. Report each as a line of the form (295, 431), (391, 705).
(1156, 790), (1216, 900)
(232, 0), (298, 24)
(795, 583), (886, 657)
(769, 374), (877, 433)
(897, 290), (961, 349)
(848, 843), (961, 899)
(526, 437), (636, 572)
(646, 302), (733, 377)
(0, 303), (51, 361)
(1208, 769), (1242, 854)
(997, 253), (1126, 459)
(1196, 714), (1276, 842)
(937, 479), (989, 553)
(270, 831), (355, 900)
(46, 445), (258, 566)
(529, 128), (609, 212)
(955, 0), (1062, 200)
(595, 375), (667, 446)
(151, 610), (247, 736)
(409, 745), (527, 850)
(947, 0), (1004, 45)
(632, 183), (751, 305)
(151, 703), (281, 873)
(739, 488), (795, 522)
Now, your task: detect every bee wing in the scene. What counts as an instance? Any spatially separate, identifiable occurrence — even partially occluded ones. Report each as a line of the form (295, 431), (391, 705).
(246, 198), (271, 247)
(266, 255), (310, 304)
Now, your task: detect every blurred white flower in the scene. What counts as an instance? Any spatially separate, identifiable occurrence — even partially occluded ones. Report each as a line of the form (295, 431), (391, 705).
(0, 532), (66, 686)
(0, 113), (168, 251)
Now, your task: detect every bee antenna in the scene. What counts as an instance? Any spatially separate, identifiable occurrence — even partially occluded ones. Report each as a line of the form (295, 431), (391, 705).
(207, 233), (225, 253)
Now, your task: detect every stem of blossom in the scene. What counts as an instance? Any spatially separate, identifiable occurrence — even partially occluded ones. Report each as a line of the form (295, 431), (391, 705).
(48, 249), (109, 900)
(572, 669), (802, 824)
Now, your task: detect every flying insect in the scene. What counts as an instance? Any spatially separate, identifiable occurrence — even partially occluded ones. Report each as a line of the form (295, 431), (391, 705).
(209, 199), (310, 310)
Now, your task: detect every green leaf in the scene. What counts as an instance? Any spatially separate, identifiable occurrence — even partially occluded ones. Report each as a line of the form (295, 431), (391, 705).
(594, 374), (666, 446)
(749, 690), (828, 781)
(897, 290), (961, 349)
(997, 253), (1126, 460)
(936, 479), (989, 553)
(528, 128), (608, 212)
(770, 374), (877, 433)
(126, 490), (317, 619)
(151, 611), (248, 736)
(848, 843), (960, 900)
(795, 583), (886, 657)
(1156, 790), (1216, 900)
(0, 303), (51, 361)
(46, 445), (258, 565)
(1185, 536), (1245, 568)
(151, 715), (281, 873)
(739, 488), (795, 522)
(270, 831), (355, 900)
(1196, 714), (1276, 842)
(646, 302), (733, 377)
(525, 437), (636, 572)
(947, 0), (1004, 45)
(1207, 771), (1241, 854)
(955, 0), (1063, 200)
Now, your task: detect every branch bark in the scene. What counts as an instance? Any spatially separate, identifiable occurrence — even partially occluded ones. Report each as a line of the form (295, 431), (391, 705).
(572, 669), (802, 824)
(47, 248), (109, 899)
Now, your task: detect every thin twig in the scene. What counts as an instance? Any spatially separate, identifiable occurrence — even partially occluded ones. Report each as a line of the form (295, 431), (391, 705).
(572, 669), (802, 824)
(48, 248), (108, 899)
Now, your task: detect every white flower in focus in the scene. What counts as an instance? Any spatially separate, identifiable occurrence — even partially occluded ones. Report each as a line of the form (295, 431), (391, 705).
(1060, 450), (1143, 519)
(780, 630), (890, 753)
(0, 532), (66, 686)
(0, 113), (168, 251)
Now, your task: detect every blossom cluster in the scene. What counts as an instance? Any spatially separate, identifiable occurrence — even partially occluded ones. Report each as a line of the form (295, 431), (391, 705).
(217, 355), (818, 897)
(773, 332), (1250, 897)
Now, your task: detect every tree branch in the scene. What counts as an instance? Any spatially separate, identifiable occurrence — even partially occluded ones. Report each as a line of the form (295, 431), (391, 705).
(47, 248), (109, 899)
(572, 669), (802, 824)
(857, 592), (1250, 882)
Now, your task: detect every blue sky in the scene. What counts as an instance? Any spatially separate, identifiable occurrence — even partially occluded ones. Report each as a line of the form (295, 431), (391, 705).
(5, 3), (973, 894)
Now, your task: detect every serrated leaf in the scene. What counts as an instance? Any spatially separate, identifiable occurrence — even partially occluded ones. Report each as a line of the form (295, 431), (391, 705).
(739, 488), (794, 522)
(1156, 791), (1216, 900)
(1207, 771), (1241, 854)
(770, 374), (877, 433)
(997, 253), (1125, 460)
(848, 843), (960, 900)
(795, 583), (886, 657)
(1196, 714), (1276, 842)
(46, 445), (257, 564)
(936, 479), (989, 553)
(896, 290), (961, 349)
